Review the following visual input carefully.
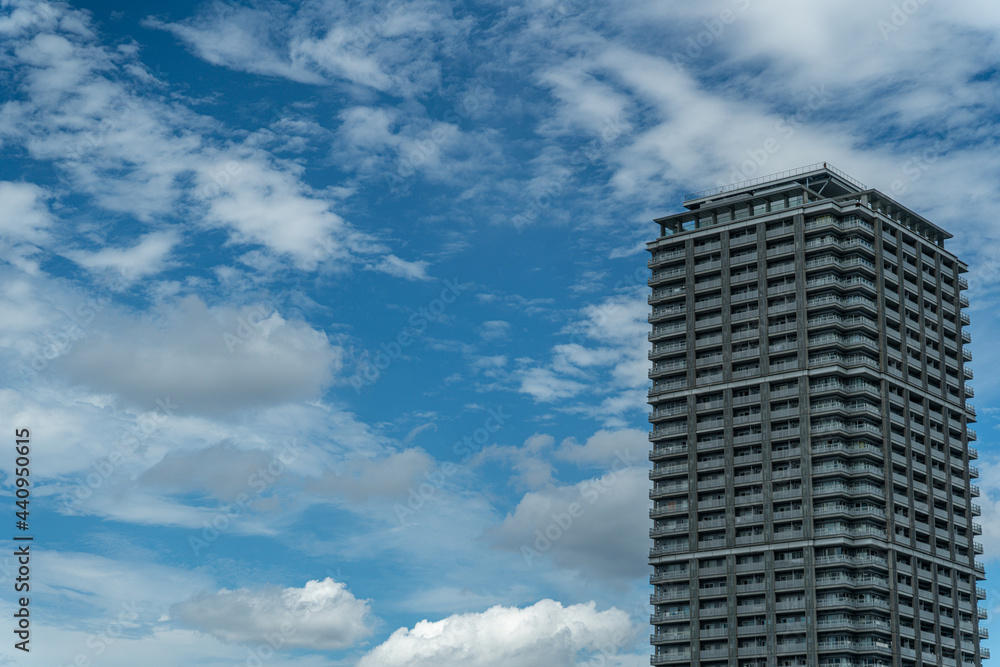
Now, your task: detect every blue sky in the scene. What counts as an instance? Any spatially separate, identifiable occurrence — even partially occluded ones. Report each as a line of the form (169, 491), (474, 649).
(1, 0), (1000, 664)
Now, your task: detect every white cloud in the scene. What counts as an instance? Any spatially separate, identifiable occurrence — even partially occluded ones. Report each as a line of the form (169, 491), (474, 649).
(0, 180), (52, 242)
(194, 155), (361, 269)
(0, 1), (426, 275)
(22, 625), (334, 667)
(170, 578), (372, 650)
(36, 550), (213, 620)
(475, 433), (556, 491)
(972, 458), (1000, 565)
(491, 466), (650, 579)
(291, 26), (396, 91)
(308, 448), (435, 501)
(477, 320), (510, 342)
(17, 552), (342, 666)
(55, 295), (340, 414)
(357, 599), (635, 667)
(145, 4), (327, 85)
(368, 253), (432, 281)
(0, 180), (54, 273)
(332, 103), (495, 187)
(518, 367), (587, 402)
(515, 291), (650, 420)
(31, 397), (380, 529)
(538, 63), (632, 136)
(556, 428), (649, 466)
(403, 421), (438, 444)
(140, 441), (277, 501)
(66, 230), (180, 280)
(148, 0), (465, 96)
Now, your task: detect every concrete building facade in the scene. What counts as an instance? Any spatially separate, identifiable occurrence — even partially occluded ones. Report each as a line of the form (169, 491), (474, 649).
(647, 163), (987, 667)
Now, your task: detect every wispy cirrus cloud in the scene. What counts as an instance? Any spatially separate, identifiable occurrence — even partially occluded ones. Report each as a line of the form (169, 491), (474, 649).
(0, 0), (431, 274)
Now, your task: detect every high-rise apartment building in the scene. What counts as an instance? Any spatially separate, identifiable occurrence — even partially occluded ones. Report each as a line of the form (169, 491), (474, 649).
(647, 163), (987, 667)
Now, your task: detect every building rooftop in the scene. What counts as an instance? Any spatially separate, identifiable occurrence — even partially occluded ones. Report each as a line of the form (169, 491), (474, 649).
(654, 162), (952, 246)
(683, 162), (866, 205)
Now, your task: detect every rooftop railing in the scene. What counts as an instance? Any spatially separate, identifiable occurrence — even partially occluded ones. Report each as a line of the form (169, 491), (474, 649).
(683, 162), (868, 202)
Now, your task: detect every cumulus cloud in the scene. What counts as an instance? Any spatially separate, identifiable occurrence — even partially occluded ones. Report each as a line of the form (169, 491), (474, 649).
(55, 295), (340, 414)
(357, 599), (635, 667)
(556, 428), (649, 466)
(171, 578), (372, 649)
(475, 433), (556, 491)
(491, 466), (649, 579)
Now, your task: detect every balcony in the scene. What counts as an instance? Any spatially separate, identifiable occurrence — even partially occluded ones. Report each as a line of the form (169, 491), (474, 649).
(694, 260), (722, 273)
(650, 422), (688, 437)
(649, 306), (686, 322)
(731, 233), (758, 246)
(650, 590), (691, 604)
(650, 463), (687, 479)
(697, 437), (727, 451)
(651, 652), (691, 665)
(648, 248), (685, 268)
(697, 478), (726, 491)
(650, 403), (687, 418)
(699, 648), (732, 660)
(649, 267), (686, 284)
(650, 630), (689, 643)
(766, 222), (796, 238)
(697, 537), (727, 550)
(650, 610), (691, 623)
(731, 328), (760, 344)
(650, 485), (688, 500)
(736, 624), (767, 636)
(767, 243), (796, 257)
(736, 512), (766, 525)
(731, 270), (758, 284)
(650, 504), (689, 519)
(649, 542), (690, 557)
(651, 442), (687, 458)
(649, 381), (686, 396)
